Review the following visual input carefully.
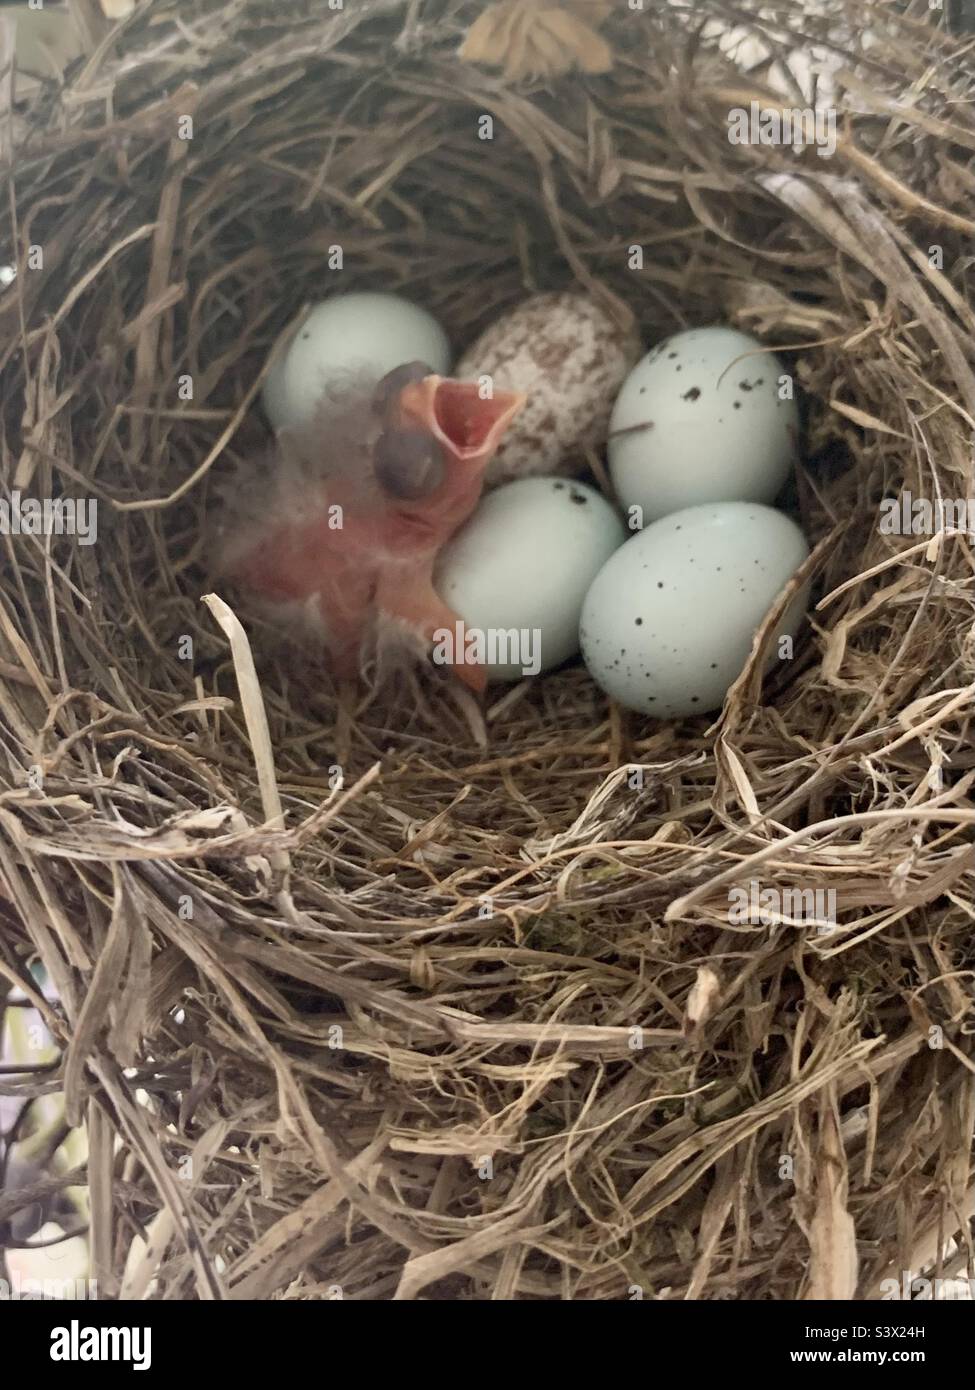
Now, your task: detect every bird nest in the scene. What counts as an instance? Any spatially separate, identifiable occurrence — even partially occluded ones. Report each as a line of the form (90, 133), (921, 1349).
(2, 0), (975, 1302)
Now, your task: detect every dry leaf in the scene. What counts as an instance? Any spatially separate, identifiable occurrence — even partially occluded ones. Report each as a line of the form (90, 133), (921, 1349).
(460, 0), (614, 82)
(684, 966), (721, 1036)
(409, 947), (437, 991)
(5, 6), (85, 85)
(540, 6), (613, 74)
(801, 1104), (859, 1299)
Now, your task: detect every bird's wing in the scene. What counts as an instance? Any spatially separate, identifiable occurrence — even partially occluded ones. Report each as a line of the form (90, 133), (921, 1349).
(211, 367), (397, 574)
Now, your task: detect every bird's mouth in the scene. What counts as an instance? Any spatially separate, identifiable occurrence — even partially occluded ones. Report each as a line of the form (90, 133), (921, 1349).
(398, 377), (526, 460)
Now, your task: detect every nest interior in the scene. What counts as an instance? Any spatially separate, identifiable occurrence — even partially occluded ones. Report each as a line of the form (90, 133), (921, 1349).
(2, 0), (975, 1301)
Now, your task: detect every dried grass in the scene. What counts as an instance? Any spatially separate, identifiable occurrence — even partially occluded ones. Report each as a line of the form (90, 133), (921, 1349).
(1, 0), (975, 1300)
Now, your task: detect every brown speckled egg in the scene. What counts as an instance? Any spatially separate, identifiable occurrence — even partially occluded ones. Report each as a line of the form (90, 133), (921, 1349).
(454, 291), (641, 487)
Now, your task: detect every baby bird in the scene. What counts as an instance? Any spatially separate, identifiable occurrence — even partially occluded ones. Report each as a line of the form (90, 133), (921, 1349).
(216, 363), (525, 691)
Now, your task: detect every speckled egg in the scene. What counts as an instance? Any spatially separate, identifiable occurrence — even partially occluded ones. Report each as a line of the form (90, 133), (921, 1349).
(263, 292), (451, 432)
(454, 291), (641, 486)
(608, 326), (799, 524)
(436, 477), (626, 681)
(580, 502), (809, 718)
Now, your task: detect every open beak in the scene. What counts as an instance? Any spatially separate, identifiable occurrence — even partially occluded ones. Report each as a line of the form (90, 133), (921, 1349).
(395, 376), (526, 464)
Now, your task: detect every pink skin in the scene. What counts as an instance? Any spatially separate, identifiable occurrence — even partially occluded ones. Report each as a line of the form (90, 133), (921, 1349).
(230, 377), (525, 690)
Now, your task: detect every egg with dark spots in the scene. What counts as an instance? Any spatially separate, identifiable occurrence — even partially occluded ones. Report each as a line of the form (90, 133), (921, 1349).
(455, 290), (641, 487)
(579, 502), (809, 717)
(436, 477), (625, 681)
(608, 326), (798, 523)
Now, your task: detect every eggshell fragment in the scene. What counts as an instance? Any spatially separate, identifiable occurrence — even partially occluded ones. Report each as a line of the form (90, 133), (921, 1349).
(454, 291), (641, 486)
(580, 501), (809, 718)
